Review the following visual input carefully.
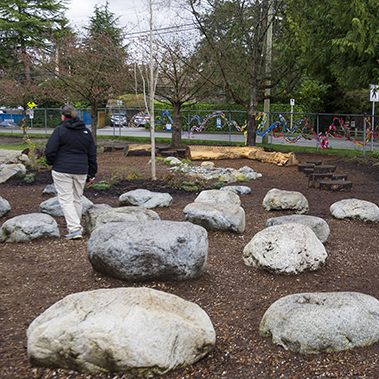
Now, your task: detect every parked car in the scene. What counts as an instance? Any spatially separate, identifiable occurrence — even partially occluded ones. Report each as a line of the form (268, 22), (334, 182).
(110, 113), (127, 127)
(131, 114), (150, 126)
(0, 119), (18, 128)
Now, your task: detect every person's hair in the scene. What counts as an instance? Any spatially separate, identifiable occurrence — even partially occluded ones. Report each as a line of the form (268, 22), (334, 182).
(61, 105), (78, 120)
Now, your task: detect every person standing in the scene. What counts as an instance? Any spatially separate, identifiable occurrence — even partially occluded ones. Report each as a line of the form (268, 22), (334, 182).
(45, 105), (97, 239)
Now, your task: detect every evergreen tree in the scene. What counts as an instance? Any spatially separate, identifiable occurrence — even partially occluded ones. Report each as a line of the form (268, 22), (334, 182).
(0, 0), (68, 76)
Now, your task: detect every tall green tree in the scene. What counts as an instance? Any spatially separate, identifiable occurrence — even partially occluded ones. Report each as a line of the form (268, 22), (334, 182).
(286, 0), (379, 89)
(36, 5), (130, 144)
(0, 0), (68, 77)
(190, 0), (302, 146)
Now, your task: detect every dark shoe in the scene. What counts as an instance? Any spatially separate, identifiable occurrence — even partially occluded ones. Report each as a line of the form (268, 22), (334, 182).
(65, 230), (82, 240)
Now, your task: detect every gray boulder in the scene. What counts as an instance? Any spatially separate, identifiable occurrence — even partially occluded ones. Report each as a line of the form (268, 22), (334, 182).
(119, 189), (172, 208)
(265, 214), (330, 243)
(0, 213), (60, 242)
(0, 163), (26, 183)
(42, 184), (57, 196)
(262, 188), (309, 214)
(184, 190), (245, 233)
(243, 223), (327, 274)
(219, 185), (251, 195)
(27, 287), (216, 376)
(330, 199), (379, 223)
(87, 220), (208, 281)
(85, 204), (160, 234)
(238, 165), (262, 180)
(195, 189), (241, 206)
(39, 196), (93, 217)
(0, 196), (11, 217)
(259, 292), (379, 353)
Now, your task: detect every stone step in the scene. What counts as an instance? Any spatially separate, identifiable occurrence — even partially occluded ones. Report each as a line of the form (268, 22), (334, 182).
(313, 165), (336, 174)
(303, 168), (315, 176)
(298, 163), (315, 172)
(161, 150), (177, 157)
(332, 174), (348, 181)
(306, 160), (322, 165)
(308, 173), (334, 188)
(319, 180), (352, 192)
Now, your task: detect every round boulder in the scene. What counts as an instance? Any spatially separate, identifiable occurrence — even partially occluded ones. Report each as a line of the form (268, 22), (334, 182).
(39, 196), (93, 217)
(0, 213), (60, 242)
(262, 188), (309, 214)
(119, 189), (172, 208)
(27, 287), (216, 376)
(259, 292), (379, 353)
(243, 223), (327, 274)
(87, 220), (208, 281)
(265, 214), (330, 243)
(330, 198), (379, 223)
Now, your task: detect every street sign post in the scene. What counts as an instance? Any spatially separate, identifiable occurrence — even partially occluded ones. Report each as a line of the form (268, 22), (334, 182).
(369, 85), (378, 151)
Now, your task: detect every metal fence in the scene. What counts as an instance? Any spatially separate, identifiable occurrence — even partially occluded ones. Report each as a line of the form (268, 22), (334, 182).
(1, 108), (378, 154)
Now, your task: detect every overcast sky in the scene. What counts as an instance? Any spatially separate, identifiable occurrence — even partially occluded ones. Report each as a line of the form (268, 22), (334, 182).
(65, 0), (194, 38)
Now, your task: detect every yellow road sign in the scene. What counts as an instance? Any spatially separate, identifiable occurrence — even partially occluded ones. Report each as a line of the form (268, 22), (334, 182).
(27, 101), (36, 109)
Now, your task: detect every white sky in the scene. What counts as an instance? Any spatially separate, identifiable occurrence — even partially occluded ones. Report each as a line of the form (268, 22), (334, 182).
(65, 0), (194, 38)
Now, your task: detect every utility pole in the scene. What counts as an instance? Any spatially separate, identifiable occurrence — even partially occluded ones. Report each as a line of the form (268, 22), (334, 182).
(262, 1), (273, 144)
(149, 0), (156, 180)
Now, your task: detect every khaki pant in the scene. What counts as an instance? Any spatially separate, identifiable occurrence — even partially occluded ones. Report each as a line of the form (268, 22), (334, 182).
(52, 170), (87, 234)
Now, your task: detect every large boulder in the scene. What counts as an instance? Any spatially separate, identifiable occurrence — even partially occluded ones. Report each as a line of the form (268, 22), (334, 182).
(0, 213), (60, 242)
(265, 214), (330, 243)
(85, 204), (161, 234)
(243, 223), (327, 274)
(27, 287), (216, 376)
(262, 188), (309, 214)
(259, 292), (379, 353)
(0, 163), (26, 183)
(0, 196), (11, 217)
(119, 189), (173, 208)
(39, 196), (93, 217)
(87, 220), (208, 281)
(184, 190), (245, 233)
(330, 199), (379, 223)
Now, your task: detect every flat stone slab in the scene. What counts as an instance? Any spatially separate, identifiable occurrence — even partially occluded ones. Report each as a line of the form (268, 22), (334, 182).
(259, 292), (379, 353)
(27, 287), (216, 376)
(265, 214), (330, 243)
(243, 223), (327, 274)
(119, 189), (172, 208)
(330, 199), (379, 222)
(87, 220), (208, 281)
(0, 213), (60, 242)
(85, 204), (160, 234)
(262, 188), (309, 214)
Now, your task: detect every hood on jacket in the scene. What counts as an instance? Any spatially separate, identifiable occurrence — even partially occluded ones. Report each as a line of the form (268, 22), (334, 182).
(62, 118), (86, 130)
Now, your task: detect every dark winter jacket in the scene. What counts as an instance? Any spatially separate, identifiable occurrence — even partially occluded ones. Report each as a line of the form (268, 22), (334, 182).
(45, 118), (97, 178)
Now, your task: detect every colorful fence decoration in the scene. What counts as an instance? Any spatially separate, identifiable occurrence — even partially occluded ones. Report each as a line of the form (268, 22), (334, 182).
(187, 110), (267, 133)
(124, 108), (378, 150)
(267, 115), (379, 150)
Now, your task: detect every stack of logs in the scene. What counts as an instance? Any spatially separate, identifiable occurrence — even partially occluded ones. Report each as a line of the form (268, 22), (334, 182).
(298, 161), (352, 191)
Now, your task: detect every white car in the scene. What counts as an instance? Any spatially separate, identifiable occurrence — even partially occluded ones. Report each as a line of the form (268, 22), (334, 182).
(110, 113), (127, 127)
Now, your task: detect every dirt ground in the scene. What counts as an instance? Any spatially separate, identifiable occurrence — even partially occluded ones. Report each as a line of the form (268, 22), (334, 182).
(1, 139), (379, 379)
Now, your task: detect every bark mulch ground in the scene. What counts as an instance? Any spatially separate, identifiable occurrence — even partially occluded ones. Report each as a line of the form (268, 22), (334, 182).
(1, 142), (379, 378)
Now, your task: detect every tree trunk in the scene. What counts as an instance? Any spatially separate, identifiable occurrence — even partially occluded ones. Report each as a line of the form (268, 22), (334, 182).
(245, 106), (257, 146)
(170, 102), (182, 149)
(90, 103), (98, 145)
